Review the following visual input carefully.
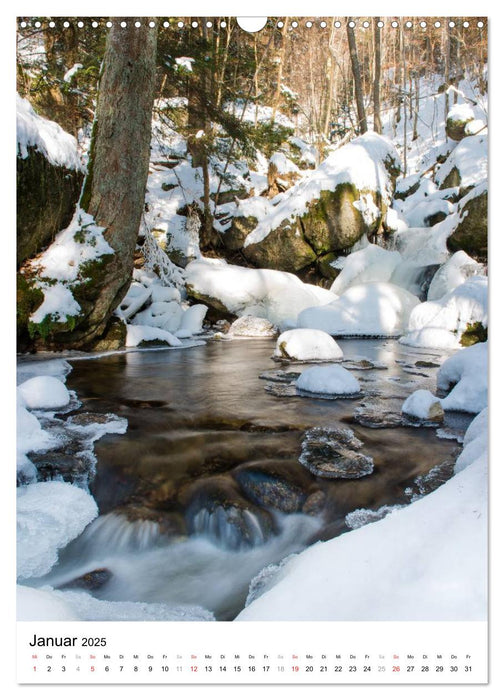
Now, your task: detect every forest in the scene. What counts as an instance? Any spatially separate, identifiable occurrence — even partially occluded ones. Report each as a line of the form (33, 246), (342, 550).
(16, 17), (488, 624)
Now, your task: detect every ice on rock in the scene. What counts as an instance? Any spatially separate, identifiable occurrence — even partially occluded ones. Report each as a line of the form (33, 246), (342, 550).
(274, 329), (343, 362)
(437, 342), (487, 414)
(117, 282), (152, 321)
(296, 365), (360, 396)
(17, 399), (55, 468)
(125, 324), (183, 348)
(402, 389), (444, 422)
(17, 481), (98, 580)
(132, 300), (184, 333)
(17, 585), (216, 622)
(176, 304), (208, 337)
(298, 283), (419, 337)
(400, 276), (487, 349)
(17, 359), (72, 385)
(228, 316), (278, 338)
(330, 244), (402, 295)
(17, 375), (70, 410)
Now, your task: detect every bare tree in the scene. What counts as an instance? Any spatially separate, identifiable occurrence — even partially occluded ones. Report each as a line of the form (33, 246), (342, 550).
(373, 18), (382, 133)
(346, 20), (367, 134)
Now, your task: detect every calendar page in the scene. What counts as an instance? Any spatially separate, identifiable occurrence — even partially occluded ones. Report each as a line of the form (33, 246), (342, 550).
(15, 7), (489, 688)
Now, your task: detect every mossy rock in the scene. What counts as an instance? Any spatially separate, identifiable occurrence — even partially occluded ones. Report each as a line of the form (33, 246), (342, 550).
(317, 252), (340, 281)
(17, 147), (83, 268)
(224, 215), (258, 252)
(16, 272), (44, 351)
(89, 317), (127, 351)
(439, 166), (462, 190)
(300, 184), (382, 255)
(460, 321), (487, 347)
(242, 218), (317, 272)
(448, 189), (487, 261)
(446, 117), (473, 142)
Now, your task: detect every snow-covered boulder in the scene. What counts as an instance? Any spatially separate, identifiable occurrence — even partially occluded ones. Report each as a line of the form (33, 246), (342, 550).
(267, 151), (301, 195)
(296, 365), (360, 396)
(329, 244), (401, 295)
(186, 258), (337, 329)
(437, 342), (487, 413)
(125, 324), (183, 348)
(298, 283), (419, 337)
(435, 133), (487, 191)
(273, 329), (343, 362)
(445, 103), (475, 141)
(402, 389), (444, 423)
(447, 181), (487, 260)
(400, 276), (487, 350)
(17, 95), (84, 266)
(242, 133), (400, 271)
(427, 250), (483, 301)
(17, 375), (70, 409)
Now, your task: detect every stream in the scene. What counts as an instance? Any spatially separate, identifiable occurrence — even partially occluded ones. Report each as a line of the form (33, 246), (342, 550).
(25, 337), (468, 620)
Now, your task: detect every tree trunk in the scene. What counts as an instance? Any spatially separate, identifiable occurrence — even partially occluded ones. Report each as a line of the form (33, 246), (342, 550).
(72, 20), (157, 347)
(346, 21), (367, 134)
(271, 19), (289, 125)
(373, 18), (382, 133)
(445, 20), (451, 135)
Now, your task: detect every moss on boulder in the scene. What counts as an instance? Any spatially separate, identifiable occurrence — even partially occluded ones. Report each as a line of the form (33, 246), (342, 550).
(242, 218), (317, 272)
(448, 188), (487, 261)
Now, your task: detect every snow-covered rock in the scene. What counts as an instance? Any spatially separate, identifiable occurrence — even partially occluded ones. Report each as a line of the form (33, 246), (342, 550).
(125, 324), (183, 348)
(437, 342), (487, 413)
(298, 283), (419, 337)
(445, 103), (475, 141)
(17, 375), (70, 410)
(17, 482), (98, 580)
(329, 244), (402, 295)
(402, 389), (444, 422)
(435, 133), (487, 190)
(273, 329), (343, 362)
(228, 316), (278, 338)
(427, 250), (484, 301)
(186, 258), (337, 329)
(296, 365), (360, 395)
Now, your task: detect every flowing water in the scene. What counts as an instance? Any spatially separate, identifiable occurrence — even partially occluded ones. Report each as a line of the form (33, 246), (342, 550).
(34, 337), (467, 619)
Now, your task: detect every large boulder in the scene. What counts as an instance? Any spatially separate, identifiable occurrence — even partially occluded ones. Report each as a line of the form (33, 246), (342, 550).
(241, 133), (400, 273)
(447, 184), (487, 261)
(16, 96), (84, 268)
(242, 218), (317, 272)
(445, 103), (475, 142)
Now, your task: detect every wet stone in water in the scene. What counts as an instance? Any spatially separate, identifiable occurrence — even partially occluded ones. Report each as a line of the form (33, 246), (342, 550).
(299, 426), (374, 479)
(264, 382), (298, 397)
(233, 461), (310, 513)
(259, 369), (301, 383)
(59, 567), (113, 592)
(353, 406), (403, 429)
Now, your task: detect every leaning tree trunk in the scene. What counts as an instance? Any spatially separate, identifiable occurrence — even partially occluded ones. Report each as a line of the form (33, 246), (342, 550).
(346, 20), (367, 134)
(71, 20), (157, 347)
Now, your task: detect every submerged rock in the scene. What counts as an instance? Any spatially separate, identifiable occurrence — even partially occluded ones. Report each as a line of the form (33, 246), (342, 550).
(259, 369), (301, 383)
(299, 426), (374, 479)
(233, 460), (310, 513)
(353, 406), (403, 429)
(59, 568), (113, 592)
(181, 476), (276, 549)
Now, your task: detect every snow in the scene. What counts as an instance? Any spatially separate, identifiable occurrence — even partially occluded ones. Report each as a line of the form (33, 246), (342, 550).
(185, 258), (338, 329)
(63, 63), (83, 82)
(224, 100), (295, 129)
(237, 409), (487, 621)
(177, 304), (207, 336)
(228, 316), (278, 338)
(447, 102), (475, 123)
(17, 586), (215, 622)
(16, 400), (54, 475)
(435, 134), (488, 189)
(269, 151), (300, 175)
(296, 364), (360, 395)
(329, 243), (402, 295)
(274, 329), (343, 362)
(117, 282), (152, 321)
(174, 56), (195, 72)
(402, 389), (443, 420)
(244, 132), (400, 247)
(17, 481), (98, 580)
(125, 324), (183, 348)
(298, 283), (419, 337)
(29, 208), (115, 326)
(428, 250), (483, 301)
(437, 342), (488, 413)
(454, 407), (487, 474)
(16, 94), (83, 171)
(17, 376), (70, 410)
(400, 276), (487, 349)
